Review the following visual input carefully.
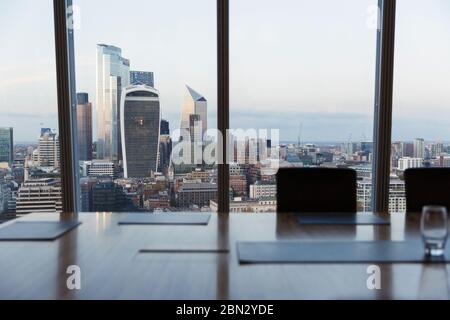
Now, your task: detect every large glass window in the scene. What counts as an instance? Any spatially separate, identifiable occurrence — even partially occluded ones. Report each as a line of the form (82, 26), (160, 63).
(390, 0), (450, 213)
(72, 0), (217, 212)
(230, 0), (378, 213)
(0, 0), (61, 220)
(4, 1), (442, 216)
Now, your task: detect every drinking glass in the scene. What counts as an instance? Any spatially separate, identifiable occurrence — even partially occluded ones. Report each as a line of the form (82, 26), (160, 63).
(421, 206), (448, 256)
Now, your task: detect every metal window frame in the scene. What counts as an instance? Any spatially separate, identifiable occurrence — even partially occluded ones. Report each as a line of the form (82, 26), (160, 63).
(372, 0), (397, 213)
(53, 0), (79, 213)
(54, 0), (396, 214)
(217, 0), (230, 213)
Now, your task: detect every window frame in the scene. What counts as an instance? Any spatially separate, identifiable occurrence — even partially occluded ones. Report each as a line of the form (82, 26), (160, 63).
(53, 0), (79, 213)
(372, 0), (396, 212)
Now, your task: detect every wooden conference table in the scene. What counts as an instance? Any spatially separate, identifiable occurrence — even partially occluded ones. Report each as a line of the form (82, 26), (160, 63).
(0, 212), (449, 300)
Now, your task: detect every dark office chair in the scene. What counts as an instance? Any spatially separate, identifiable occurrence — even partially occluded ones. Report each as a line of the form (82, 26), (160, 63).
(404, 168), (450, 213)
(276, 167), (357, 213)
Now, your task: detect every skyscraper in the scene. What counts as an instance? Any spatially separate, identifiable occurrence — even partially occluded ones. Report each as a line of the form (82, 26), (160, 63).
(130, 70), (154, 87)
(160, 119), (170, 135)
(431, 141), (444, 158)
(189, 114), (202, 144)
(96, 44), (130, 161)
(76, 93), (93, 161)
(37, 128), (59, 168)
(413, 138), (425, 159)
(120, 84), (160, 178)
(0, 127), (13, 166)
(180, 85), (207, 141)
(158, 135), (172, 174)
(401, 142), (414, 157)
(158, 119), (172, 173)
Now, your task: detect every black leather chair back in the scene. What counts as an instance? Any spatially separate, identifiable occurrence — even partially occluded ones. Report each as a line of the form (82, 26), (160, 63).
(404, 168), (450, 213)
(276, 168), (357, 213)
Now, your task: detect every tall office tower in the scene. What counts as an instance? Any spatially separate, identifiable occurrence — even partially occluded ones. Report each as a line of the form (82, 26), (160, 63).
(96, 44), (130, 161)
(401, 142), (414, 157)
(130, 70), (154, 87)
(37, 128), (60, 168)
(158, 135), (172, 173)
(120, 85), (160, 178)
(413, 138), (425, 159)
(180, 85), (207, 141)
(160, 119), (170, 135)
(76, 93), (93, 161)
(187, 114), (203, 165)
(430, 142), (443, 158)
(231, 136), (259, 165)
(0, 127), (13, 167)
(436, 142), (444, 157)
(189, 114), (202, 144)
(257, 138), (269, 161)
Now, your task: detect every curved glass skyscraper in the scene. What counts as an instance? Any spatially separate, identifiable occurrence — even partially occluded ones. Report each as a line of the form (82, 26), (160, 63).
(120, 85), (160, 178)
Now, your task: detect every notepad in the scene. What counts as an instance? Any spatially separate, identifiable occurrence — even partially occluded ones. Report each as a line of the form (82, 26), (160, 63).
(118, 213), (211, 225)
(297, 213), (390, 225)
(0, 220), (81, 241)
(237, 241), (450, 264)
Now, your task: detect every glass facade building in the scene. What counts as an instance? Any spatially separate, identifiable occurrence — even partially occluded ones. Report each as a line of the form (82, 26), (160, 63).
(130, 70), (155, 88)
(96, 44), (130, 161)
(120, 85), (160, 178)
(180, 85), (208, 141)
(0, 127), (13, 166)
(76, 93), (93, 161)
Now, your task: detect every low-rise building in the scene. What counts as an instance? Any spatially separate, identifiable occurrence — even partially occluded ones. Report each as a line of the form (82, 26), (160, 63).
(210, 197), (276, 213)
(249, 181), (276, 199)
(357, 178), (406, 213)
(81, 160), (116, 178)
(176, 181), (217, 208)
(16, 178), (62, 214)
(397, 157), (422, 171)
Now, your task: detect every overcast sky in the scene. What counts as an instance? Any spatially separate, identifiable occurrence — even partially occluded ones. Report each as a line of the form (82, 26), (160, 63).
(1, 0), (449, 142)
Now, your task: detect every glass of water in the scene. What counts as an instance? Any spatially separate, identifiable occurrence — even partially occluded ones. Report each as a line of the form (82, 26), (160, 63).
(421, 206), (448, 256)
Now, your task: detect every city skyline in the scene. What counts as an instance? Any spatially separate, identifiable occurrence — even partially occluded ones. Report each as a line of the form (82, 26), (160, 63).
(1, 0), (450, 142)
(3, 120), (450, 216)
(2, 2), (450, 301)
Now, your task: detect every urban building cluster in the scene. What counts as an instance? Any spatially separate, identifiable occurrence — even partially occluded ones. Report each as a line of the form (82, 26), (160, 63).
(2, 45), (450, 218)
